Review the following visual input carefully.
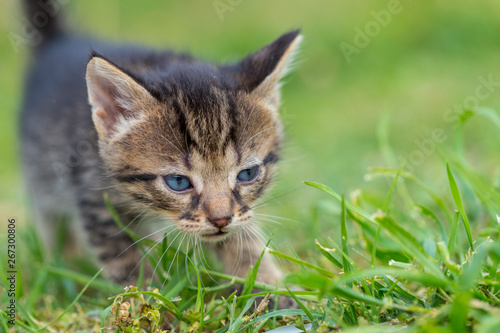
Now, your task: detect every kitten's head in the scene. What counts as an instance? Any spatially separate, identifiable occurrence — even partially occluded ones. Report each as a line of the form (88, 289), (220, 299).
(86, 31), (301, 242)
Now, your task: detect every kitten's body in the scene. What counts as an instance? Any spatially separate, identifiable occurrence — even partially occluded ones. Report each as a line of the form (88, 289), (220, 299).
(22, 38), (198, 278)
(20, 1), (300, 289)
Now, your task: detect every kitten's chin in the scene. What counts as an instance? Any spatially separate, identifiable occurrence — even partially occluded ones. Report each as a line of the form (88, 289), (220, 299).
(200, 230), (231, 243)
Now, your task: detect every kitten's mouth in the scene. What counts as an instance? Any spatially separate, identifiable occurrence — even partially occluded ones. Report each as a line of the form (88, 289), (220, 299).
(201, 230), (229, 241)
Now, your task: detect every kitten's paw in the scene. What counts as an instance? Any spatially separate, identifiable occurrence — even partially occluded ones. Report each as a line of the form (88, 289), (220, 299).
(270, 294), (300, 310)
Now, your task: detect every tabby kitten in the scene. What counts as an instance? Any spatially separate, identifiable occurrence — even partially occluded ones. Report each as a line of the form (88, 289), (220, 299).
(20, 0), (301, 288)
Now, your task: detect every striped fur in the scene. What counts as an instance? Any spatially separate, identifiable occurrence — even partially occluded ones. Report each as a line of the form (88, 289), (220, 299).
(20, 0), (301, 288)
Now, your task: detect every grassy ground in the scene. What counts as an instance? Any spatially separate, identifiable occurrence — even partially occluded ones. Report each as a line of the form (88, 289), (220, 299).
(1, 0), (500, 332)
(1, 122), (499, 332)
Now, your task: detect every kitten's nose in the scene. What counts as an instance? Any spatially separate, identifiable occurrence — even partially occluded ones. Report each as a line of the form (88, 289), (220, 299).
(208, 216), (232, 228)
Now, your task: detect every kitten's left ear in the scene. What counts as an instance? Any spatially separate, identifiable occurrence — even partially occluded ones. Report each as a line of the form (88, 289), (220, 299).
(225, 30), (302, 111)
(86, 54), (156, 141)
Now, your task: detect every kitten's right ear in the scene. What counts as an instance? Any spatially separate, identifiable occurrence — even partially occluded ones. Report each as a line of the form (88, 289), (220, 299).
(86, 55), (155, 140)
(224, 30), (302, 112)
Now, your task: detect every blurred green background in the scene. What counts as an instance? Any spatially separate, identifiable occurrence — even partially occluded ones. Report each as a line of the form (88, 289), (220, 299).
(1, 0), (500, 255)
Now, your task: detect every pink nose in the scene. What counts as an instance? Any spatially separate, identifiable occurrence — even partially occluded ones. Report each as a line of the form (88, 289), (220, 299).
(208, 217), (231, 228)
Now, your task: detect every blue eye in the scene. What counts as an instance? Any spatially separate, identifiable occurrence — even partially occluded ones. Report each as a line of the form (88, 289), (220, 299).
(237, 165), (260, 183)
(164, 175), (192, 192)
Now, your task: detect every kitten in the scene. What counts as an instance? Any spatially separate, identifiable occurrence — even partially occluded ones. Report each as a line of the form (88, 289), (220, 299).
(20, 0), (301, 291)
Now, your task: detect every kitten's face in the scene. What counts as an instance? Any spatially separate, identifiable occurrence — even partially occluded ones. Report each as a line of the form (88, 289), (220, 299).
(86, 31), (301, 242)
(103, 89), (282, 242)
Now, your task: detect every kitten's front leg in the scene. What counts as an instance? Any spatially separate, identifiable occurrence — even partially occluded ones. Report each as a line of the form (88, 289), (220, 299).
(216, 228), (297, 309)
(217, 230), (282, 285)
(76, 191), (145, 285)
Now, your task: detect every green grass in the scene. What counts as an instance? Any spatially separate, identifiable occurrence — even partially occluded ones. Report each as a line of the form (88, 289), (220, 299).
(1, 0), (500, 331)
(1, 111), (499, 332)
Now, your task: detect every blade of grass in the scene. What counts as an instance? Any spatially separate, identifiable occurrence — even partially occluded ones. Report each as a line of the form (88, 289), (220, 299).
(199, 269), (279, 292)
(287, 242), (307, 272)
(304, 180), (443, 278)
(238, 237), (273, 308)
(285, 286), (314, 321)
(186, 255), (203, 312)
(489, 215), (500, 278)
(284, 271), (332, 293)
(417, 205), (448, 243)
(163, 275), (188, 298)
(186, 256), (203, 313)
(340, 194), (351, 276)
(0, 311), (10, 333)
(331, 267), (449, 291)
(99, 306), (113, 332)
(327, 238), (356, 270)
(382, 161), (404, 212)
(241, 309), (317, 330)
(104, 193), (154, 248)
(315, 240), (343, 269)
(35, 268), (103, 332)
(44, 266), (122, 292)
(252, 318), (269, 333)
(450, 243), (498, 332)
(371, 226), (381, 268)
(380, 275), (425, 306)
(448, 210), (460, 255)
(304, 181), (377, 225)
(372, 161), (404, 276)
(337, 198), (357, 331)
(16, 302), (41, 329)
(447, 158), (500, 217)
(366, 167), (454, 224)
(25, 268), (49, 311)
(437, 241), (460, 275)
(446, 162), (474, 251)
(227, 296), (261, 332)
(266, 248), (335, 277)
(376, 114), (415, 209)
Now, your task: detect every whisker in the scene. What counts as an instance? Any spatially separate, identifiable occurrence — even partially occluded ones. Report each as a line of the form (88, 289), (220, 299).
(242, 229), (254, 268)
(197, 238), (218, 284)
(240, 107), (256, 139)
(251, 188), (300, 210)
(254, 213), (297, 223)
(251, 221), (281, 251)
(184, 235), (192, 283)
(117, 223), (176, 257)
(248, 225), (268, 248)
(128, 233), (166, 278)
(243, 127), (273, 148)
(251, 183), (306, 211)
(252, 216), (283, 226)
(109, 204), (154, 237)
(149, 230), (183, 287)
(160, 116), (186, 155)
(250, 223), (286, 270)
(90, 184), (125, 191)
(132, 215), (171, 230)
(127, 226), (180, 279)
(232, 229), (244, 277)
(158, 132), (184, 155)
(161, 233), (187, 290)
